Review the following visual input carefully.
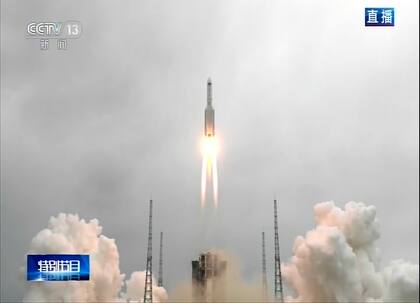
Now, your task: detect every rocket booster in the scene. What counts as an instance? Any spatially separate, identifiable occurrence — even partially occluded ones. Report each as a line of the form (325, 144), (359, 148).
(205, 78), (215, 137)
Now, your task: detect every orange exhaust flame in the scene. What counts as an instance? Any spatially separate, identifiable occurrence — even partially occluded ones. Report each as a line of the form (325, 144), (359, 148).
(201, 155), (207, 208)
(212, 155), (218, 207)
(200, 136), (219, 208)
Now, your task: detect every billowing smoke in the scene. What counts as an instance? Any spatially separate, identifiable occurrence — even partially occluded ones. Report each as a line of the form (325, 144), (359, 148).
(283, 201), (419, 303)
(124, 271), (168, 303)
(23, 213), (168, 303)
(22, 203), (418, 303)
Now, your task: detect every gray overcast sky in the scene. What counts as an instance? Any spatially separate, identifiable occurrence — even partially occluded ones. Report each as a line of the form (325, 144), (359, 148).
(1, 0), (418, 302)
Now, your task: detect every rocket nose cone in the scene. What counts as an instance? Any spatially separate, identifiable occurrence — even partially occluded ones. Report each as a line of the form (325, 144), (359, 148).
(207, 78), (212, 85)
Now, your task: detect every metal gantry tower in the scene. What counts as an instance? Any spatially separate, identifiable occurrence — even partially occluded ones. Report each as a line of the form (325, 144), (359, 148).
(274, 199), (284, 302)
(158, 231), (163, 287)
(262, 231), (268, 301)
(144, 200), (153, 303)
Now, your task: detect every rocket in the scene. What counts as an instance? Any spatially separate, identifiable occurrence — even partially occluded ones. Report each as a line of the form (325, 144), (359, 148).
(201, 78), (219, 208)
(204, 78), (215, 137)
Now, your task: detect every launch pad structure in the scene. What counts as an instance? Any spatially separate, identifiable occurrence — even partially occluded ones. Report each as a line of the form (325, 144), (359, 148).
(192, 251), (227, 302)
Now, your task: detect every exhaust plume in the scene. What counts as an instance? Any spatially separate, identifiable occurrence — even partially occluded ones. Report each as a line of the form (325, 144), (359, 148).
(200, 136), (219, 208)
(283, 201), (419, 303)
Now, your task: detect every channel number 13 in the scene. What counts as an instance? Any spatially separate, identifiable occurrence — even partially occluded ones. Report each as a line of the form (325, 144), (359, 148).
(67, 24), (80, 36)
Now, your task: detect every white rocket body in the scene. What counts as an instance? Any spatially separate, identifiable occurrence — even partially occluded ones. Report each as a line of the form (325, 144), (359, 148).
(205, 78), (215, 137)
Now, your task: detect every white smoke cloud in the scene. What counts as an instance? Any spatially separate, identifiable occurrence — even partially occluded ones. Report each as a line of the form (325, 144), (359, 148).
(283, 201), (419, 303)
(124, 271), (168, 303)
(23, 213), (168, 303)
(23, 213), (125, 302)
(382, 260), (419, 302)
(22, 204), (418, 303)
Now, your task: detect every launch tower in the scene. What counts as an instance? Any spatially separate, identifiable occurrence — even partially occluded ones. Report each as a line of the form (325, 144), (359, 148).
(274, 199), (284, 302)
(143, 200), (153, 303)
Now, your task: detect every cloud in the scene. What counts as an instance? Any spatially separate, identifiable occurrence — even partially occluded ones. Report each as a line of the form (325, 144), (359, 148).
(124, 271), (168, 303)
(283, 201), (419, 303)
(22, 202), (419, 302)
(23, 213), (168, 302)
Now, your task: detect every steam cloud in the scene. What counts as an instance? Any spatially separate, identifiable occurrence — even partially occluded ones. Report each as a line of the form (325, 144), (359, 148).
(23, 202), (418, 302)
(23, 213), (167, 303)
(124, 271), (168, 303)
(283, 201), (419, 303)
